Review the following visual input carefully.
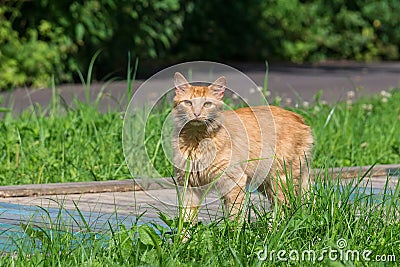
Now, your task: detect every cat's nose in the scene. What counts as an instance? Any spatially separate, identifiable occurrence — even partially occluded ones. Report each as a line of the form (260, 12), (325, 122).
(193, 112), (200, 118)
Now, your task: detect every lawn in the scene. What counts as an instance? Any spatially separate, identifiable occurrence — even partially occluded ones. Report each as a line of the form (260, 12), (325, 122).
(0, 80), (399, 266)
(0, 86), (399, 185)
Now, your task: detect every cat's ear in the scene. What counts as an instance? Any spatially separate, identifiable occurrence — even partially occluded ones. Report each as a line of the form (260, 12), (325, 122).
(209, 76), (226, 100)
(174, 72), (190, 95)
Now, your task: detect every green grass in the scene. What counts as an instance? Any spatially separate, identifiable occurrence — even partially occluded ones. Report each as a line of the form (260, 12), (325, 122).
(0, 86), (399, 185)
(294, 90), (400, 167)
(0, 102), (128, 185)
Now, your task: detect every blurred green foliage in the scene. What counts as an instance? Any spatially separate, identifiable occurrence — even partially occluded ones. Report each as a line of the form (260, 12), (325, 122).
(0, 4), (75, 89)
(1, 0), (400, 90)
(0, 0), (183, 90)
(257, 0), (400, 62)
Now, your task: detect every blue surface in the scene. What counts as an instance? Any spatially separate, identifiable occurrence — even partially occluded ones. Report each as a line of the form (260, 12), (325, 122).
(0, 202), (166, 252)
(0, 179), (397, 253)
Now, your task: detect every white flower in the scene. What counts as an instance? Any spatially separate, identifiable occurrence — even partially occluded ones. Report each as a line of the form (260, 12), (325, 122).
(347, 91), (355, 99)
(249, 88), (256, 94)
(362, 104), (373, 111)
(381, 97), (388, 103)
(265, 91), (271, 97)
(360, 142), (368, 148)
(320, 100), (327, 105)
(303, 101), (309, 108)
(380, 90), (392, 98)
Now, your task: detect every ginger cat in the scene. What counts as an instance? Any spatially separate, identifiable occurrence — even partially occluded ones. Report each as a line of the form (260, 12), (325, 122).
(172, 72), (313, 221)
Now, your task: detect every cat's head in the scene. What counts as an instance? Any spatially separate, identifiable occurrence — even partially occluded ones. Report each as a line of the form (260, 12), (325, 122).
(173, 72), (226, 128)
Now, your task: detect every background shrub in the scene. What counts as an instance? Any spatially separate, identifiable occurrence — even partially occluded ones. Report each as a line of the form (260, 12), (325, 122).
(170, 0), (264, 61)
(1, 0), (400, 90)
(1, 0), (183, 90)
(0, 4), (74, 90)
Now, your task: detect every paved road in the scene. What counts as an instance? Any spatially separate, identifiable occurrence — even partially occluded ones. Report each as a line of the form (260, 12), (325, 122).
(1, 61), (399, 114)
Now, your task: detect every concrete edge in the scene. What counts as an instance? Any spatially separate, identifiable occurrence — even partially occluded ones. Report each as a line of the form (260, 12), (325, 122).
(0, 164), (398, 198)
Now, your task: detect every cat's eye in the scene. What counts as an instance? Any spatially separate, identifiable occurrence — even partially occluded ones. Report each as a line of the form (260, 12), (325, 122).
(203, 102), (213, 108)
(182, 100), (192, 106)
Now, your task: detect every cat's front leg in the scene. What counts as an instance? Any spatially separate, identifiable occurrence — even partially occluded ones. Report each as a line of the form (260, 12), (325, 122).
(222, 175), (247, 219)
(180, 187), (201, 223)
(179, 187), (201, 242)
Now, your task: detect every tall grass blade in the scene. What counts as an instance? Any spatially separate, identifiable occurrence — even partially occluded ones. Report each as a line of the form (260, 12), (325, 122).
(85, 50), (102, 103)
